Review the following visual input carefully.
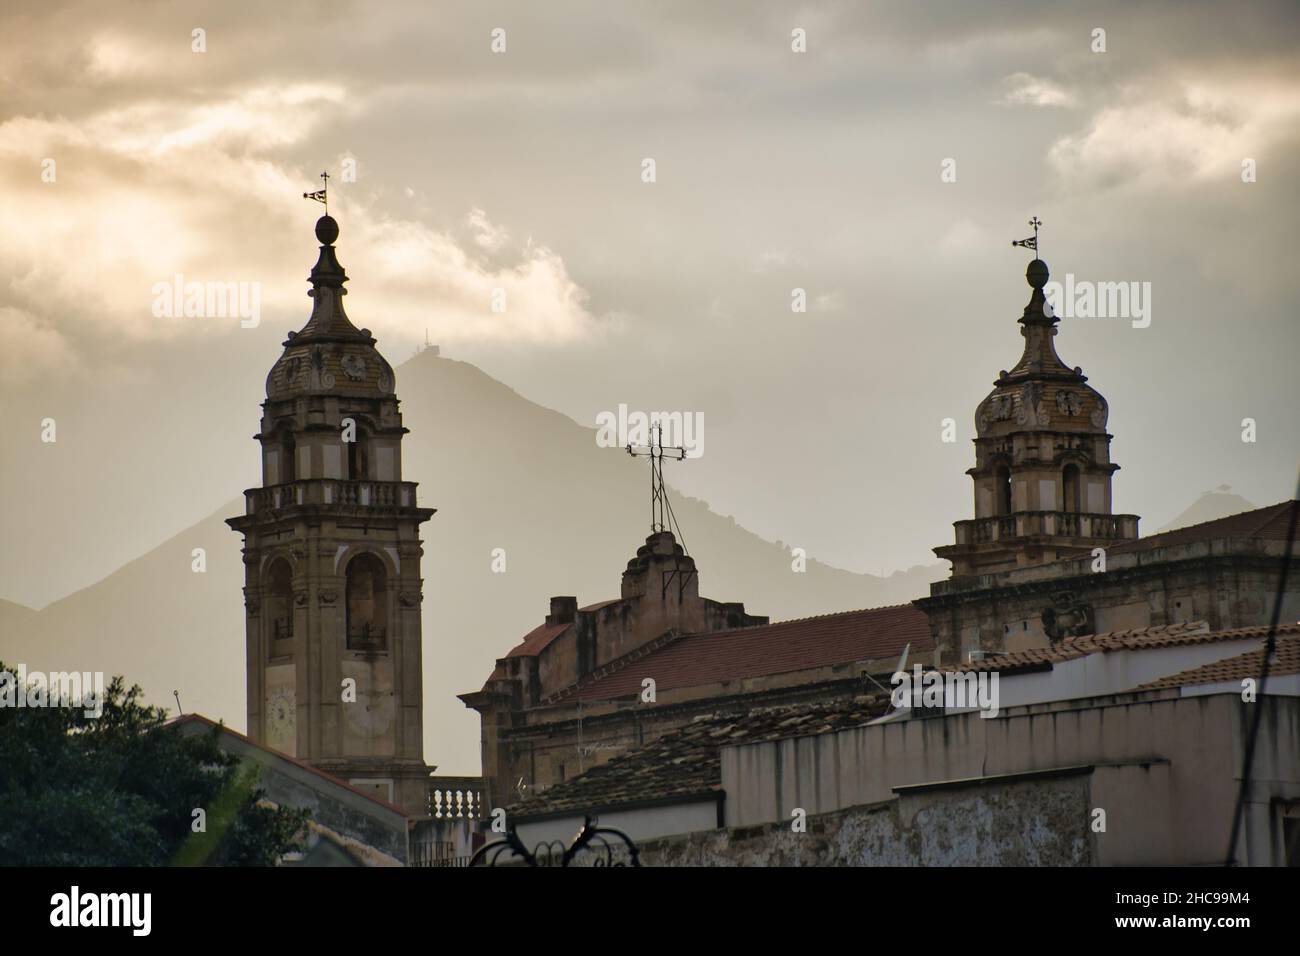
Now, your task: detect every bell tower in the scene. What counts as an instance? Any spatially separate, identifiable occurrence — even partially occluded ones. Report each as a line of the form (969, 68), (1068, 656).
(227, 214), (434, 816)
(935, 253), (1139, 578)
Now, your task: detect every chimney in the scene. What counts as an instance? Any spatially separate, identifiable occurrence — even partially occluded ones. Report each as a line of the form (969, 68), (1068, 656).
(546, 596), (577, 626)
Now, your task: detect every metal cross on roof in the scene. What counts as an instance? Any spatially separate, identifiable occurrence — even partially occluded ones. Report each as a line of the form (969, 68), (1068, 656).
(626, 421), (687, 538)
(303, 170), (330, 213)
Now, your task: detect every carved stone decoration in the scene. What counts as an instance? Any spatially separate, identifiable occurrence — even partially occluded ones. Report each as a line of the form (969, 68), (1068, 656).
(399, 591), (422, 608)
(342, 353), (366, 381)
(377, 364), (394, 395)
(294, 591), (308, 607)
(318, 590), (338, 607)
(1055, 390), (1082, 416)
(246, 600), (259, 618)
(1090, 393), (1109, 429)
(284, 357), (301, 387)
(976, 392), (1014, 433)
(310, 346), (336, 389)
(1016, 382), (1045, 427)
(1042, 592), (1094, 643)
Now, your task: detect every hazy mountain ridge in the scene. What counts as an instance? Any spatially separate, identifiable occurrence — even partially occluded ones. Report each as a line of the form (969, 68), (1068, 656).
(1154, 488), (1258, 534)
(2, 352), (945, 774)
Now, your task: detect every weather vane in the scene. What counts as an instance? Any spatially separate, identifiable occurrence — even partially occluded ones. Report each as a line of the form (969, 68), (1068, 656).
(303, 170), (330, 214)
(1011, 216), (1042, 255)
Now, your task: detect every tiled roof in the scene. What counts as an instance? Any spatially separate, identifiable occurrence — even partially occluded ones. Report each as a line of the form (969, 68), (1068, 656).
(1133, 626), (1300, 691)
(500, 600), (623, 662)
(506, 621), (572, 659)
(550, 604), (932, 703)
(1107, 500), (1297, 556)
(958, 620), (1298, 674)
(508, 695), (891, 819)
(168, 714), (410, 817)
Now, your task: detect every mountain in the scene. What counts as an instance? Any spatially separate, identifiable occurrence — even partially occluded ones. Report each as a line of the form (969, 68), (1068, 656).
(1155, 487), (1258, 534)
(0, 352), (946, 774)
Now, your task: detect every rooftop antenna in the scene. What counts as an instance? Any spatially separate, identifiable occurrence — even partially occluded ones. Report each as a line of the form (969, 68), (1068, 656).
(626, 421), (689, 543)
(173, 690), (183, 716)
(1011, 216), (1042, 256)
(303, 170), (330, 215)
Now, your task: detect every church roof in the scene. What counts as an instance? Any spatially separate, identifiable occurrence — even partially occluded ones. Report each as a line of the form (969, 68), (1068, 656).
(508, 694), (892, 820)
(956, 620), (1300, 675)
(1105, 499), (1298, 556)
(511, 622), (1300, 820)
(506, 621), (572, 659)
(547, 603), (932, 704)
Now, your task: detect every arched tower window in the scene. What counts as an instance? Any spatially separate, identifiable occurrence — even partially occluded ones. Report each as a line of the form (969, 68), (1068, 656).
(1063, 464), (1081, 513)
(266, 558), (294, 647)
(281, 430), (296, 484)
(995, 464), (1012, 516)
(346, 553), (388, 650)
(347, 428), (369, 480)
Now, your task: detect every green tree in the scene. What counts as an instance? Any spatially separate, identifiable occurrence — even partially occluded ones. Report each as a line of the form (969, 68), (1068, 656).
(0, 665), (307, 866)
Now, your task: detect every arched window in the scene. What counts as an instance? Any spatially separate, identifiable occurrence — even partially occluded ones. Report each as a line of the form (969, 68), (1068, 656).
(281, 431), (296, 484)
(266, 558), (294, 647)
(347, 430), (369, 480)
(995, 464), (1012, 516)
(1062, 464), (1081, 513)
(346, 553), (388, 650)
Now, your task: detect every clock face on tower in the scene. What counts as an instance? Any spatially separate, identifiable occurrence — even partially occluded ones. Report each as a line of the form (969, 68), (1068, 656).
(266, 686), (296, 754)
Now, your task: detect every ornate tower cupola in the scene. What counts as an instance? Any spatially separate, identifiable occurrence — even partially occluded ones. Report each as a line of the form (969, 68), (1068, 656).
(227, 214), (434, 816)
(935, 253), (1139, 577)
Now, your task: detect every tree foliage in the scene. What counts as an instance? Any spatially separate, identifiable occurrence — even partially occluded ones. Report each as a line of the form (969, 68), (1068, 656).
(0, 665), (307, 866)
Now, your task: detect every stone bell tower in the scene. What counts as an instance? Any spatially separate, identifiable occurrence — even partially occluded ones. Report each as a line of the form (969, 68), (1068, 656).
(934, 255), (1139, 578)
(227, 214), (434, 815)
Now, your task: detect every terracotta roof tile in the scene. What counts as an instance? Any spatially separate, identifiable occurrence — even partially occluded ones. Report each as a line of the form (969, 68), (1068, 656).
(957, 620), (1300, 674)
(1133, 627), (1300, 691)
(505, 621), (572, 659)
(508, 695), (891, 818)
(549, 604), (932, 703)
(1107, 500), (1298, 556)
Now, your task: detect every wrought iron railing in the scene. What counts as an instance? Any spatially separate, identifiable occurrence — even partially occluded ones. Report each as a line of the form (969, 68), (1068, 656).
(469, 818), (641, 867)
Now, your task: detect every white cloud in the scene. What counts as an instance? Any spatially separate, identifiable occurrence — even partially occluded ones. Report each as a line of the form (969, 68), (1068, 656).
(999, 72), (1076, 108)
(0, 85), (601, 384)
(1048, 75), (1300, 188)
(0, 306), (77, 384)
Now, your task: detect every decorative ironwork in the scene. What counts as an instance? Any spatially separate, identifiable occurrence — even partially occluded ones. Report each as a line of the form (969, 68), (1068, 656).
(303, 170), (329, 212)
(1012, 216), (1042, 253)
(468, 817), (642, 867)
(626, 421), (687, 536)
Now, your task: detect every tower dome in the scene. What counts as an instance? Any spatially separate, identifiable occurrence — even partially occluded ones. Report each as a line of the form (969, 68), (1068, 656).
(935, 248), (1139, 579)
(265, 216), (396, 401)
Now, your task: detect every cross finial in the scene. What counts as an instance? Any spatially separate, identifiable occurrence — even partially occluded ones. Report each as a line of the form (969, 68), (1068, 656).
(626, 420), (688, 537)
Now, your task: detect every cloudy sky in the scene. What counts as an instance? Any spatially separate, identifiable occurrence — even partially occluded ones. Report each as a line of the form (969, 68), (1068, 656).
(3, 0), (1299, 611)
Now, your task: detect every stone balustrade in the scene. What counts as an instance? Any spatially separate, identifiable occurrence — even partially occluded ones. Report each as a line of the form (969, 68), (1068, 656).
(245, 479), (419, 515)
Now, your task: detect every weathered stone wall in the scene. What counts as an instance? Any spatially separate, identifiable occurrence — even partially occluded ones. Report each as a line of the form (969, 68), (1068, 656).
(635, 773), (1094, 866)
(918, 542), (1298, 664)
